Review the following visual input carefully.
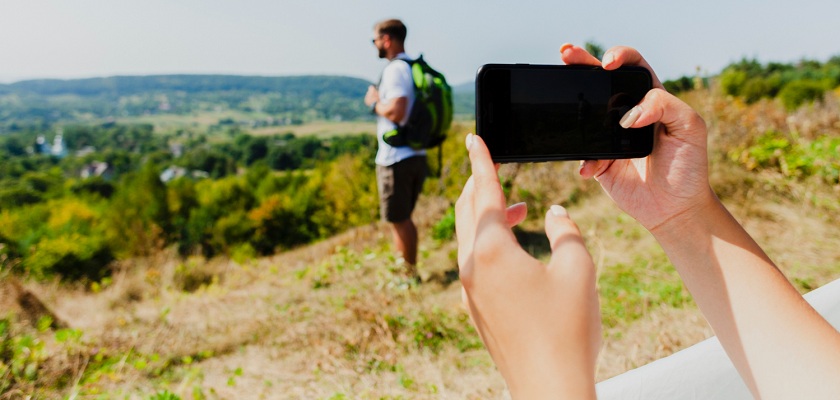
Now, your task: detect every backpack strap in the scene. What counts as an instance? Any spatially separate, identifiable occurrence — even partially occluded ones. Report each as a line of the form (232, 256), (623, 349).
(377, 56), (412, 143)
(435, 144), (443, 178)
(405, 53), (445, 177)
(376, 54), (414, 88)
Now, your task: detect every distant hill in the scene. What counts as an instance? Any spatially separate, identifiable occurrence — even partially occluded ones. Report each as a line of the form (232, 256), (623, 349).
(452, 81), (475, 94)
(452, 80), (475, 119)
(6, 75), (369, 97)
(0, 75), (372, 128)
(0, 75), (476, 129)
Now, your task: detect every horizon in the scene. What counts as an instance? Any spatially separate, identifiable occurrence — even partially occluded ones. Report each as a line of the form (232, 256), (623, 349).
(2, 1), (840, 86)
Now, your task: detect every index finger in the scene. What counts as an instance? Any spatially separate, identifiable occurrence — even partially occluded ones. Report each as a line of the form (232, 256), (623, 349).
(455, 175), (477, 271)
(467, 134), (508, 217)
(560, 43), (601, 66)
(601, 46), (663, 88)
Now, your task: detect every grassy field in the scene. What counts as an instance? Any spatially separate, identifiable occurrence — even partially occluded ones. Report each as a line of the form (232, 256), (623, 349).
(249, 121), (376, 138)
(117, 112), (375, 138)
(3, 86), (840, 399)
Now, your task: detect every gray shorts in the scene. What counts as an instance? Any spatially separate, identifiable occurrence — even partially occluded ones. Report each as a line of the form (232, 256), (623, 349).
(376, 156), (427, 223)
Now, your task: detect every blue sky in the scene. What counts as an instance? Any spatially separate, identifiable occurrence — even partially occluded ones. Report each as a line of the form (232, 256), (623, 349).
(2, 0), (839, 85)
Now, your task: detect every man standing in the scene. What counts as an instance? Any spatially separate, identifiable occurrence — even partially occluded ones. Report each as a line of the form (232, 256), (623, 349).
(364, 19), (426, 279)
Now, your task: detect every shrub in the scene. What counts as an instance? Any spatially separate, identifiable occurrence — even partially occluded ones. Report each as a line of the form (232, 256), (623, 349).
(731, 131), (840, 184)
(1, 199), (113, 280)
(309, 154), (378, 235)
(105, 164), (171, 257)
(741, 77), (774, 103)
(719, 57), (840, 108)
(778, 79), (827, 110)
(70, 177), (115, 199)
(720, 68), (749, 97)
(663, 76), (695, 94)
(26, 234), (113, 281)
(0, 186), (42, 210)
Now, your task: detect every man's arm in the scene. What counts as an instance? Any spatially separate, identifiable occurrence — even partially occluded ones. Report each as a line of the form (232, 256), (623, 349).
(374, 96), (408, 123)
(365, 85), (408, 124)
(367, 57), (413, 125)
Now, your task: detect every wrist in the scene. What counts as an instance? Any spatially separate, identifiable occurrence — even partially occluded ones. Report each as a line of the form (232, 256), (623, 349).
(648, 192), (732, 272)
(647, 188), (719, 238)
(501, 347), (597, 399)
(505, 361), (596, 400)
(370, 101), (377, 115)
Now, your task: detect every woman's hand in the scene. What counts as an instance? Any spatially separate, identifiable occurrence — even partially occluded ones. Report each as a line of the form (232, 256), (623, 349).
(456, 133), (600, 399)
(561, 44), (840, 398)
(560, 44), (716, 232)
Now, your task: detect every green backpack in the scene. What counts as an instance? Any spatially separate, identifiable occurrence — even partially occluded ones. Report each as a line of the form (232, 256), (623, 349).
(383, 55), (453, 151)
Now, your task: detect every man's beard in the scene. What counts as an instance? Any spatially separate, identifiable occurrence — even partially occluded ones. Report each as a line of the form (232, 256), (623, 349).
(378, 47), (387, 59)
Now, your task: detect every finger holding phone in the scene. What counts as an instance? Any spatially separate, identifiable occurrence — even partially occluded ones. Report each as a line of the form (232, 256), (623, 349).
(558, 43), (714, 232)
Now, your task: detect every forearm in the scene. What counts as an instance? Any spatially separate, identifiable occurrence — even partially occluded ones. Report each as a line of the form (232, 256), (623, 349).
(652, 195), (840, 398)
(373, 96), (407, 123)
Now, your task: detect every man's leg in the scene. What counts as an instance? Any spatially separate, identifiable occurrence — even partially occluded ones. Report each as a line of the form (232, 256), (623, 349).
(376, 156), (426, 278)
(391, 218), (418, 267)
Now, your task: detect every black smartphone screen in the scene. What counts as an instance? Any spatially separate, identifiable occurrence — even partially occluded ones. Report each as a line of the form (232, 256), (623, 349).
(476, 64), (654, 162)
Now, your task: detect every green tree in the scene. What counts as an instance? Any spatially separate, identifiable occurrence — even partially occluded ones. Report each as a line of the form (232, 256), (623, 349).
(1, 136), (27, 156)
(105, 164), (171, 257)
(584, 41), (605, 60)
(243, 136), (269, 166)
(180, 176), (255, 256)
(778, 80), (826, 110)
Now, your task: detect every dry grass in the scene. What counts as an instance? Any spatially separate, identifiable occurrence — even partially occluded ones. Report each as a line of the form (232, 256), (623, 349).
(248, 121), (376, 138)
(3, 88), (840, 399)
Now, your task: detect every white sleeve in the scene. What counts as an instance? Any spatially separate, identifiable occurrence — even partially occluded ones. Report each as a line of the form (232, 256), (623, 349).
(380, 60), (413, 101)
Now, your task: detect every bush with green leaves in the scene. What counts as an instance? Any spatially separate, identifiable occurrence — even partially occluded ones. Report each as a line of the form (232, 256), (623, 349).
(1, 198), (113, 280)
(719, 56), (840, 109)
(778, 79), (829, 110)
(730, 130), (840, 184)
(663, 76), (697, 94)
(105, 164), (172, 258)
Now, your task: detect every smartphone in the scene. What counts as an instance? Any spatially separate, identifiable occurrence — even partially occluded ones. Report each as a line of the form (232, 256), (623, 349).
(476, 64), (654, 163)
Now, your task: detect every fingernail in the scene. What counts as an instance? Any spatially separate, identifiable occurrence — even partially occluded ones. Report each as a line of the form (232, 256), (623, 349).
(560, 43), (574, 54)
(550, 205), (568, 217)
(602, 52), (615, 66)
(466, 133), (475, 150)
(619, 106), (641, 129)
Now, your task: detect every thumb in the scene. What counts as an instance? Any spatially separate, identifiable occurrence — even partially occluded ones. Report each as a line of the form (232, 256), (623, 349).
(544, 205), (595, 272)
(506, 202), (528, 228)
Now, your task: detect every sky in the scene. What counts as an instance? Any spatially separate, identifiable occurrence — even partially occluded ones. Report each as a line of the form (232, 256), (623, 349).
(2, 0), (840, 86)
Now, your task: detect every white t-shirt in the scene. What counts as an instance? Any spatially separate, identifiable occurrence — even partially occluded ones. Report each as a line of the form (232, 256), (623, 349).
(375, 53), (426, 166)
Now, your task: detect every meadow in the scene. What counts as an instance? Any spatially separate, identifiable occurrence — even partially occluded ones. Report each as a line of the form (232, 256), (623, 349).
(3, 75), (840, 398)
